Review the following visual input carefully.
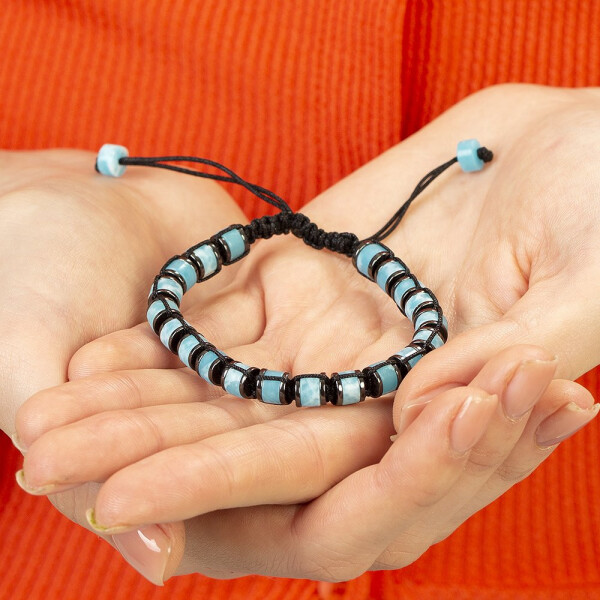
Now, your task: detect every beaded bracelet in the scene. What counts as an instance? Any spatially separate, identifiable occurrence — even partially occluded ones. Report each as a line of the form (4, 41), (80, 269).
(95, 140), (493, 407)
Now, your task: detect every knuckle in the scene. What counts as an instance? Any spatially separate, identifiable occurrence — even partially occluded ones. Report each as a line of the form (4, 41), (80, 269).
(464, 446), (507, 476)
(494, 460), (537, 485)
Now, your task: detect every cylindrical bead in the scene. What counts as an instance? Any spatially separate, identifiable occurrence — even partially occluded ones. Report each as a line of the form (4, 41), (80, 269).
(353, 241), (391, 280)
(189, 243), (221, 280)
(146, 298), (179, 333)
(177, 333), (207, 368)
(457, 139), (484, 172)
(164, 257), (197, 292)
(150, 276), (184, 304)
(96, 143), (128, 177)
(256, 369), (292, 405)
(331, 370), (365, 405)
(375, 259), (409, 294)
(404, 290), (435, 320)
(213, 226), (250, 264)
(294, 376), (328, 407)
(221, 362), (258, 399)
(365, 361), (400, 397)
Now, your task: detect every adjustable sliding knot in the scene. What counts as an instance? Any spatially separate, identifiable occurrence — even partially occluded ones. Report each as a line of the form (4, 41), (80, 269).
(244, 213), (359, 256)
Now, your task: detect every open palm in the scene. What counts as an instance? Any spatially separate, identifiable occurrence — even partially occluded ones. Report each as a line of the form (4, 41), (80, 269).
(15, 85), (600, 581)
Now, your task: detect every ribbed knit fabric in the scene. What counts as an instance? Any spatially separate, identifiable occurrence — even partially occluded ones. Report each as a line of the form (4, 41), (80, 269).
(1, 1), (600, 599)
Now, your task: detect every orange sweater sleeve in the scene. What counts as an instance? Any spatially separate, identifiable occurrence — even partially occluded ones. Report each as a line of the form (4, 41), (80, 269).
(1, 2), (599, 599)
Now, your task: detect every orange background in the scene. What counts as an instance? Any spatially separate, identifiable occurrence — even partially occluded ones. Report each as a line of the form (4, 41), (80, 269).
(1, 1), (600, 598)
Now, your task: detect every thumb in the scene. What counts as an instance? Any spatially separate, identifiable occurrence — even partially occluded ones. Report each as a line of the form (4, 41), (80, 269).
(111, 521), (186, 586)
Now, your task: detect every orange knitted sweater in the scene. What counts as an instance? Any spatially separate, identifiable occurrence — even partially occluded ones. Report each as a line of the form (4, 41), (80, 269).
(1, 1), (599, 599)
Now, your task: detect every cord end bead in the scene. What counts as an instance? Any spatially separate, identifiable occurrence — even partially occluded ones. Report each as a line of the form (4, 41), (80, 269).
(96, 144), (129, 177)
(457, 139), (491, 172)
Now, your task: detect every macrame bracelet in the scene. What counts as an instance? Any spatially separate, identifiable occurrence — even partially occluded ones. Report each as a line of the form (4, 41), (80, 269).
(95, 139), (493, 407)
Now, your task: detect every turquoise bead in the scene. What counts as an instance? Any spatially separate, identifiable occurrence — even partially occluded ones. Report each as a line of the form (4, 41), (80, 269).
(369, 362), (399, 395)
(376, 260), (407, 293)
(165, 258), (197, 292)
(192, 244), (219, 278)
(392, 277), (419, 308)
(146, 298), (178, 329)
(412, 328), (444, 349)
(414, 310), (448, 331)
(334, 370), (364, 405)
(394, 346), (423, 369)
(355, 242), (389, 279)
(297, 377), (324, 407)
(197, 350), (219, 383)
(258, 370), (288, 404)
(177, 333), (205, 367)
(220, 228), (248, 262)
(96, 144), (128, 177)
(159, 317), (183, 348)
(151, 277), (184, 303)
(405, 290), (434, 320)
(223, 362), (250, 398)
(457, 139), (484, 172)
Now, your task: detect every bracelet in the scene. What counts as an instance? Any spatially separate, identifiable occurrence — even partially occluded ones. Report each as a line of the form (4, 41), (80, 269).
(95, 140), (493, 407)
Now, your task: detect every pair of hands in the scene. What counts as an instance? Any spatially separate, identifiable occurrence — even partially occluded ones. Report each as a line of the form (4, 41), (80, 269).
(6, 84), (600, 584)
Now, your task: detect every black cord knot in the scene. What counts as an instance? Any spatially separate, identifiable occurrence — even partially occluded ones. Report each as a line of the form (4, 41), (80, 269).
(477, 147), (493, 162)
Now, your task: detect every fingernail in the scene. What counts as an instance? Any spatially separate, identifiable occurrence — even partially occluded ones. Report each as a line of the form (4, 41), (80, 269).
(15, 469), (80, 495)
(535, 402), (600, 448)
(450, 394), (498, 455)
(503, 357), (557, 420)
(112, 524), (174, 586)
(86, 508), (132, 535)
(396, 398), (433, 435)
(11, 433), (28, 454)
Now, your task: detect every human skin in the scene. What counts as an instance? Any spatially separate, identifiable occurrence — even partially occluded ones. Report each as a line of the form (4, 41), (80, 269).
(11, 84), (600, 582)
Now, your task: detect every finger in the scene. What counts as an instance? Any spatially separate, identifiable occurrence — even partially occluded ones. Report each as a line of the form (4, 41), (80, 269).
(82, 397), (394, 532)
(451, 380), (598, 525)
(393, 272), (597, 433)
(155, 385), (499, 582)
(68, 282), (266, 380)
(15, 368), (222, 448)
(396, 343), (556, 435)
(17, 340), (287, 488)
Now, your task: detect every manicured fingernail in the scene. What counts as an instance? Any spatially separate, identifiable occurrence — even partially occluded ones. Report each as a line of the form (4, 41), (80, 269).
(450, 394), (498, 455)
(15, 469), (80, 495)
(112, 524), (174, 586)
(86, 508), (131, 535)
(11, 433), (28, 454)
(396, 399), (433, 435)
(503, 357), (557, 420)
(535, 402), (600, 448)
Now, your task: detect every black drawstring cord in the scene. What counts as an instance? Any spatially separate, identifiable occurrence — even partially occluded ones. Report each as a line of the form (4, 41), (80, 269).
(117, 147), (493, 257)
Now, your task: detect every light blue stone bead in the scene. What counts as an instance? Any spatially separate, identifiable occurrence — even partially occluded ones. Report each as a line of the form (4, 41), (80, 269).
(355, 242), (388, 278)
(146, 298), (178, 328)
(165, 258), (197, 292)
(192, 244), (219, 278)
(369, 362), (399, 395)
(392, 277), (419, 308)
(414, 310), (448, 331)
(457, 139), (484, 172)
(223, 362), (250, 398)
(260, 370), (287, 404)
(220, 228), (247, 261)
(405, 291), (434, 320)
(337, 370), (362, 405)
(96, 144), (129, 177)
(177, 333), (205, 367)
(152, 277), (184, 303)
(197, 350), (219, 383)
(298, 377), (323, 407)
(376, 260), (407, 292)
(394, 346), (423, 369)
(412, 329), (444, 349)
(159, 317), (183, 348)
